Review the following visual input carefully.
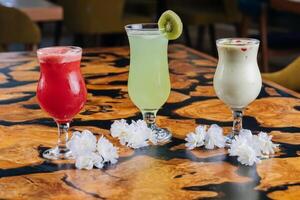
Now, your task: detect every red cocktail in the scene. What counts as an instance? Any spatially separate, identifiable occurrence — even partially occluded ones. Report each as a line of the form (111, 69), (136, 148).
(37, 46), (87, 160)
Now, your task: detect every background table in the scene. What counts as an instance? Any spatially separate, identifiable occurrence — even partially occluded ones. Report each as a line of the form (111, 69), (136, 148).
(271, 0), (300, 15)
(0, 45), (299, 199)
(0, 0), (63, 22)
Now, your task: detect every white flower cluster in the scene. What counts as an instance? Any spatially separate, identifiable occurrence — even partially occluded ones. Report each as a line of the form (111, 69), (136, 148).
(185, 124), (226, 150)
(110, 119), (157, 149)
(184, 124), (279, 166)
(229, 129), (279, 166)
(67, 130), (119, 170)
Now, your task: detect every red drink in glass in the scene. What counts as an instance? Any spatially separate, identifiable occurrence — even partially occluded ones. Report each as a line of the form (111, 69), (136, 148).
(37, 46), (87, 160)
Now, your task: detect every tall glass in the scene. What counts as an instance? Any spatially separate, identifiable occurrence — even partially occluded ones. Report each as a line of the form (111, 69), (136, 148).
(125, 23), (172, 143)
(213, 38), (262, 142)
(37, 46), (87, 160)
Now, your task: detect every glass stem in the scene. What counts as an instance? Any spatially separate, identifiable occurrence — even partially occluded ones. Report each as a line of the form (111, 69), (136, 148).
(56, 122), (70, 153)
(142, 110), (157, 128)
(232, 108), (243, 136)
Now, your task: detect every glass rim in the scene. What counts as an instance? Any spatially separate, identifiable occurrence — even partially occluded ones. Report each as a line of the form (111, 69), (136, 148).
(216, 38), (260, 47)
(125, 23), (162, 32)
(37, 46), (82, 56)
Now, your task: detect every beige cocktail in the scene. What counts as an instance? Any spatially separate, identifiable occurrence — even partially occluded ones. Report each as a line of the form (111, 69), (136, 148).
(213, 38), (262, 142)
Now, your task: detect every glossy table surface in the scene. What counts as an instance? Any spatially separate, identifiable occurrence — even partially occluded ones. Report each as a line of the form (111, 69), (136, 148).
(0, 45), (299, 200)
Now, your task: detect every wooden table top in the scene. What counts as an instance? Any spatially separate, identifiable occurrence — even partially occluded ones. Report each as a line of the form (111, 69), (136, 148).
(0, 45), (299, 200)
(0, 0), (62, 22)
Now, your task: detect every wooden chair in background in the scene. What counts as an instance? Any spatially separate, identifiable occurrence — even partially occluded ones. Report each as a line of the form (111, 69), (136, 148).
(240, 0), (300, 72)
(263, 57), (300, 92)
(166, 0), (242, 53)
(58, 0), (153, 47)
(0, 5), (41, 51)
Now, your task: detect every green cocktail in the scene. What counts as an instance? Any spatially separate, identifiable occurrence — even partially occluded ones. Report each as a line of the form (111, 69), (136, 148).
(127, 26), (170, 111)
(125, 10), (182, 143)
(126, 24), (171, 142)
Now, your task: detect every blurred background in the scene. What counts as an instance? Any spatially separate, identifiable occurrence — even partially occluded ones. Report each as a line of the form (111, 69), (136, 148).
(1, 0), (300, 89)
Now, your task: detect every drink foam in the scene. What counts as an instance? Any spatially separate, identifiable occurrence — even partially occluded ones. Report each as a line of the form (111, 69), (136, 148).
(37, 46), (82, 63)
(217, 38), (259, 48)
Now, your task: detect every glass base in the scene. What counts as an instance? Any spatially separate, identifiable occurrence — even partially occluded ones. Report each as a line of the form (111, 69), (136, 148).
(43, 146), (73, 160)
(225, 134), (235, 147)
(150, 124), (172, 144)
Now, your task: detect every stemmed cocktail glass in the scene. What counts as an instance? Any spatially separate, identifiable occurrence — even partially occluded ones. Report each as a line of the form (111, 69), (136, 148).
(213, 38), (262, 143)
(37, 46), (87, 160)
(125, 23), (172, 143)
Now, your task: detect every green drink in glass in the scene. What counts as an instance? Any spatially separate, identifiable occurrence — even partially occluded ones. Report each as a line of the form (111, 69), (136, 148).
(125, 10), (183, 143)
(126, 23), (171, 142)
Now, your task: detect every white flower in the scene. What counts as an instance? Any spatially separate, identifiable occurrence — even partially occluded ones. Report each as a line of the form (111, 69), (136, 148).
(134, 120), (152, 137)
(184, 124), (226, 150)
(110, 119), (129, 139)
(135, 120), (157, 145)
(185, 125), (206, 150)
(67, 130), (97, 158)
(110, 119), (130, 146)
(93, 153), (104, 169)
(239, 129), (262, 156)
(229, 129), (280, 166)
(97, 136), (119, 164)
(205, 124), (225, 149)
(195, 125), (207, 136)
(256, 132), (279, 155)
(228, 135), (247, 156)
(239, 129), (253, 142)
(75, 153), (96, 170)
(75, 152), (105, 170)
(229, 129), (261, 157)
(68, 129), (119, 170)
(110, 119), (156, 148)
(123, 120), (151, 149)
(228, 130), (261, 166)
(235, 143), (261, 166)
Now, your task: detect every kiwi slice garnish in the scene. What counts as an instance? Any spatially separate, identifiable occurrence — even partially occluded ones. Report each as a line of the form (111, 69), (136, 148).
(158, 10), (183, 40)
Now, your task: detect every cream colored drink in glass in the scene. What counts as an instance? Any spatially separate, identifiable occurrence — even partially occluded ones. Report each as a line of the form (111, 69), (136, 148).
(213, 38), (262, 141)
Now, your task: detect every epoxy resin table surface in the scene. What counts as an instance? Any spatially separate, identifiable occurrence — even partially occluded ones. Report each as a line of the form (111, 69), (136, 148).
(0, 45), (299, 200)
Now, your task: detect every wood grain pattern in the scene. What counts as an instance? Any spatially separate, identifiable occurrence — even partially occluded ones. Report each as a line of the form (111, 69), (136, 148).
(190, 85), (216, 97)
(175, 99), (232, 122)
(246, 97), (300, 127)
(265, 87), (281, 96)
(268, 186), (300, 200)
(0, 45), (299, 199)
(0, 156), (253, 200)
(271, 131), (300, 145)
(256, 157), (300, 191)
